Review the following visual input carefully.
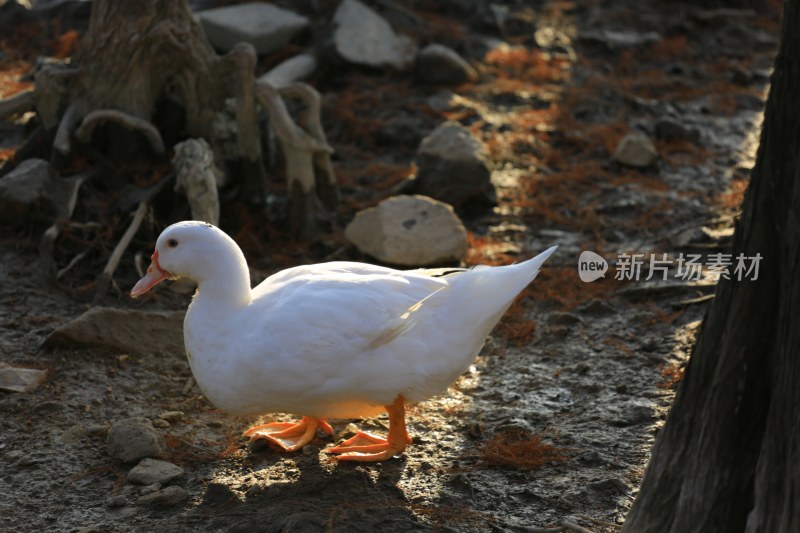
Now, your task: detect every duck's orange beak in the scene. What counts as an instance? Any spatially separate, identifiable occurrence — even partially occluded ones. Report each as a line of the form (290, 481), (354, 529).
(131, 250), (171, 298)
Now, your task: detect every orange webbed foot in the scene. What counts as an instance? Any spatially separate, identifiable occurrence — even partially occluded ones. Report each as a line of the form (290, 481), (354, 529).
(243, 416), (333, 452)
(326, 397), (410, 462)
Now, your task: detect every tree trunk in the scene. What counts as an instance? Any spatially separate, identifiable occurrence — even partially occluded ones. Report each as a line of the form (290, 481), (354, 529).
(623, 2), (800, 531)
(78, 0), (216, 125)
(56, 0), (267, 200)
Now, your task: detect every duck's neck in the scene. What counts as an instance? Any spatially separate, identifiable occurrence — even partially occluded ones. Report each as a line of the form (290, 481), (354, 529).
(191, 248), (252, 311)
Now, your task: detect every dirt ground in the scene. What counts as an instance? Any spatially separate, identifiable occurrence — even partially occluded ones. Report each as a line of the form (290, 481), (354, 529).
(0, 0), (780, 531)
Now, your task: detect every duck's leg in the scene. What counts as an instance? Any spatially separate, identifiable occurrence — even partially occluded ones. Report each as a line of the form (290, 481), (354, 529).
(243, 417), (333, 452)
(326, 396), (412, 462)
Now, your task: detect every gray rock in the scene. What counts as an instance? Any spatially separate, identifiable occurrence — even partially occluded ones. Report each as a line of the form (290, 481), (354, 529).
(137, 485), (187, 506)
(411, 121), (495, 207)
(158, 411), (184, 423)
(613, 131), (658, 168)
(44, 307), (185, 357)
(59, 423), (85, 445)
(415, 44), (477, 85)
(201, 482), (240, 508)
(332, 0), (415, 69)
(425, 91), (456, 112)
(579, 29), (662, 49)
(127, 458), (184, 485)
(105, 494), (127, 508)
(258, 53), (317, 88)
(107, 418), (164, 463)
(198, 3), (309, 55)
(589, 478), (630, 496)
(655, 118), (701, 144)
(345, 195), (468, 266)
(374, 112), (428, 148)
(547, 312), (583, 326)
(0, 363), (48, 393)
(606, 399), (655, 427)
(0, 159), (56, 224)
(152, 418), (171, 429)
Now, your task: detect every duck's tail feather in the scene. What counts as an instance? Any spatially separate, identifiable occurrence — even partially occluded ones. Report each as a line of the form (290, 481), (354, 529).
(407, 245), (558, 335)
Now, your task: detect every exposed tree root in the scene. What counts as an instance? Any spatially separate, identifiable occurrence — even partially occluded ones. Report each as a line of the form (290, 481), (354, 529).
(0, 89), (34, 119)
(5, 0), (339, 292)
(38, 166), (101, 281)
(76, 109), (166, 154)
(95, 200), (149, 301)
(255, 81), (337, 238)
(173, 138), (222, 225)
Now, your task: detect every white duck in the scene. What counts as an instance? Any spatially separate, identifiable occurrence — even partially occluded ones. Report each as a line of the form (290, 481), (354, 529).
(131, 221), (556, 461)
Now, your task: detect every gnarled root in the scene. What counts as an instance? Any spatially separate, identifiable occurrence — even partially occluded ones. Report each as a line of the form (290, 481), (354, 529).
(255, 81), (337, 238)
(0, 90), (35, 120)
(76, 109), (166, 155)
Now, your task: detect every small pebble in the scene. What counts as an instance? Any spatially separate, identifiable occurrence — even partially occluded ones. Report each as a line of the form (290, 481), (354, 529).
(547, 312), (583, 326)
(613, 131), (658, 168)
(137, 485), (187, 506)
(106, 495), (127, 508)
(128, 458), (184, 485)
(158, 411), (184, 423)
(107, 417), (164, 463)
(202, 482), (240, 507)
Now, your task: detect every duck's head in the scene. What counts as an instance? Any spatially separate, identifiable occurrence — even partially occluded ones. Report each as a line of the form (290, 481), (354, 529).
(131, 221), (247, 298)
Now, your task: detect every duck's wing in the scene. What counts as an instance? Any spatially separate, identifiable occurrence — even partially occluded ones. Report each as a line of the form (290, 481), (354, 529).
(253, 261), (446, 294)
(238, 264), (449, 405)
(250, 261), (448, 352)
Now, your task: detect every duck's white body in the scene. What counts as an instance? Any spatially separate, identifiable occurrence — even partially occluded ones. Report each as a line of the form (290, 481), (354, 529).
(132, 221), (556, 460)
(184, 256), (552, 419)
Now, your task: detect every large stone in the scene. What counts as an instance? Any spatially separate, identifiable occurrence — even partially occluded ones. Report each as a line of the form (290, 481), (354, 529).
(44, 307), (185, 356)
(374, 112), (428, 148)
(0, 363), (48, 393)
(0, 159), (56, 223)
(345, 195), (467, 266)
(613, 131), (658, 168)
(198, 3), (309, 55)
(415, 44), (477, 85)
(654, 118), (701, 145)
(332, 0), (415, 69)
(107, 418), (164, 463)
(258, 53), (317, 88)
(579, 29), (662, 49)
(127, 458), (184, 485)
(411, 121), (494, 207)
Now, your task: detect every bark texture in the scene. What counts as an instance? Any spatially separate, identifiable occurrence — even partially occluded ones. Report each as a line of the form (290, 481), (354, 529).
(623, 2), (800, 531)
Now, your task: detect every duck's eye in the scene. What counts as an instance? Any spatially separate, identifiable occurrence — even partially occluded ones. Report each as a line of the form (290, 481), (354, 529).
(167, 239), (179, 248)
